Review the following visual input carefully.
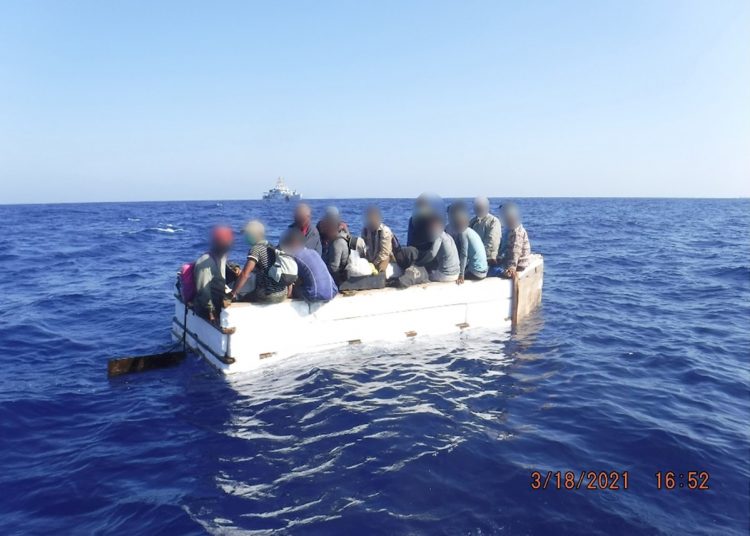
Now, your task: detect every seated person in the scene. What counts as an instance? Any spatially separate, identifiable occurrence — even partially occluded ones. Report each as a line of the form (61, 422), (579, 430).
(449, 204), (488, 284)
(361, 205), (396, 273)
(194, 226), (235, 323)
(470, 196), (501, 265)
(496, 202), (531, 278)
(320, 215), (350, 285)
(317, 205), (349, 249)
(285, 203), (322, 256)
(397, 193), (444, 269)
(321, 214), (387, 291)
(281, 230), (338, 302)
(231, 220), (288, 304)
(425, 215), (460, 282)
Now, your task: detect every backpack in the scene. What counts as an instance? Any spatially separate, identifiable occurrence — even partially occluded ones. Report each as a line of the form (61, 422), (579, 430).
(178, 262), (196, 303)
(267, 247), (298, 286)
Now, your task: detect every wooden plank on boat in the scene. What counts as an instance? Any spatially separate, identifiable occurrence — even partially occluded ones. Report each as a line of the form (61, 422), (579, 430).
(512, 262), (543, 327)
(107, 351), (186, 377)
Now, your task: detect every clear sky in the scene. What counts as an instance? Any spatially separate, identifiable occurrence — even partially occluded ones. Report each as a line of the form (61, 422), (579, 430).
(1, 1), (748, 203)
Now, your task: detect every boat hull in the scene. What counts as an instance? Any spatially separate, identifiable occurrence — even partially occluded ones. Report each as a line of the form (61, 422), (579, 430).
(172, 255), (543, 374)
(262, 194), (301, 201)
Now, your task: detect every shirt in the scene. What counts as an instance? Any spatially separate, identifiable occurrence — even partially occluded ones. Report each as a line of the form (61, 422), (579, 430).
(362, 223), (395, 268)
(248, 241), (288, 294)
(324, 231), (350, 283)
(407, 215), (435, 250)
(287, 222), (322, 256)
(193, 252), (227, 313)
(428, 231), (460, 276)
(499, 224), (531, 270)
(452, 227), (488, 277)
(470, 213), (501, 260)
(293, 247), (338, 301)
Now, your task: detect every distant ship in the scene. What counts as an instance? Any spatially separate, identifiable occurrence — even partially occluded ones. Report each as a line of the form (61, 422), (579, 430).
(262, 177), (301, 202)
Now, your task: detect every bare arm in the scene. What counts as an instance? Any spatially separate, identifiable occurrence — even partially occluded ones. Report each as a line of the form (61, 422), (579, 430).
(231, 258), (257, 299)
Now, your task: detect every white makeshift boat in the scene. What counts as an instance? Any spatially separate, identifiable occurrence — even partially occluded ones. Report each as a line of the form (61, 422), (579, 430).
(172, 255), (544, 374)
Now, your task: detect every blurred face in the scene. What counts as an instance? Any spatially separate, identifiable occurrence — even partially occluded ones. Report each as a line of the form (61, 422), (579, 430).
(294, 204), (312, 226)
(281, 237), (302, 252)
(244, 230), (260, 246)
(474, 198), (489, 217)
(318, 218), (333, 239)
(414, 194), (430, 215)
(366, 208), (381, 231)
(502, 205), (520, 227)
(454, 213), (469, 232)
(211, 231), (234, 255)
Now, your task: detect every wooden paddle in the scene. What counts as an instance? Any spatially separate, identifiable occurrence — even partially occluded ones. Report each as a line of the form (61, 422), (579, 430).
(108, 295), (191, 378)
(107, 350), (186, 377)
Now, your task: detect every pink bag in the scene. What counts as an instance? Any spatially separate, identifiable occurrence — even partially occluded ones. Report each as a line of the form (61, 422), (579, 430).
(179, 262), (196, 303)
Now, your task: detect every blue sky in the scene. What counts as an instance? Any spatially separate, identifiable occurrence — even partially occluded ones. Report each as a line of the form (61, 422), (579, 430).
(1, 1), (748, 203)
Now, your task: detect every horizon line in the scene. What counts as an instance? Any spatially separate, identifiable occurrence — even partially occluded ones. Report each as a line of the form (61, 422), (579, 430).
(1, 194), (749, 207)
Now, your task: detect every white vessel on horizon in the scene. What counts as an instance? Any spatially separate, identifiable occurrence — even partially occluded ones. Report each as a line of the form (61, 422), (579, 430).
(262, 177), (301, 201)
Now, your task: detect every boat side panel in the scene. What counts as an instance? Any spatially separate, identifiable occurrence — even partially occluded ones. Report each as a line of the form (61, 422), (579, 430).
(512, 258), (544, 327)
(175, 256), (542, 374)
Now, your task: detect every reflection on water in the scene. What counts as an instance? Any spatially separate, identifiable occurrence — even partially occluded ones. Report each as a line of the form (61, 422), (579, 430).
(1, 198), (748, 535)
(191, 331), (522, 534)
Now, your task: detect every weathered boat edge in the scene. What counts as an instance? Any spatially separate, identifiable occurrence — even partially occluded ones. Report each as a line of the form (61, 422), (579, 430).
(173, 255), (543, 374)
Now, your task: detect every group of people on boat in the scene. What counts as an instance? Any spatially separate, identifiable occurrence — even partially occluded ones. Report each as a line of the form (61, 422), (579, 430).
(187, 194), (532, 324)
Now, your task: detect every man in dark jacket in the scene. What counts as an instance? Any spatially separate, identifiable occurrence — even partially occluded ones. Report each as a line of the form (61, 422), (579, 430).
(285, 203), (322, 256)
(400, 193), (444, 269)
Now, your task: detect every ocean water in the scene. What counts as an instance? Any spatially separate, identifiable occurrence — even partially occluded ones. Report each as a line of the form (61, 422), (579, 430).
(0, 198), (748, 535)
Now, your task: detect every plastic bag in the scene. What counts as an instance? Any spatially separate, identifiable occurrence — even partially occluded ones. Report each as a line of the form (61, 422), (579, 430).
(346, 250), (374, 277)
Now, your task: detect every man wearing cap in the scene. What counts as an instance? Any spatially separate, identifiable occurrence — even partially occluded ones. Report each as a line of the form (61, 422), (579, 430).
(470, 196), (501, 265)
(194, 226), (235, 323)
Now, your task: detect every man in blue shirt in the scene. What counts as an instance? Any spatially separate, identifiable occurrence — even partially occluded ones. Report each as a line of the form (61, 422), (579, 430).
(448, 203), (488, 284)
(281, 230), (338, 302)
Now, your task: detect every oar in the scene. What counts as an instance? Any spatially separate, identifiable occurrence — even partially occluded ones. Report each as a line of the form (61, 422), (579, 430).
(107, 297), (191, 378)
(107, 350), (186, 377)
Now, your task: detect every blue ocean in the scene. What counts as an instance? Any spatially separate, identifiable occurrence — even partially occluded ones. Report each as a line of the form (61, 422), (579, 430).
(0, 198), (748, 535)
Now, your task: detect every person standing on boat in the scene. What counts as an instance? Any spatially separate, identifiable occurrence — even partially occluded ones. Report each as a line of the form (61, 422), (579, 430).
(194, 226), (236, 324)
(285, 203), (322, 256)
(496, 202), (531, 278)
(470, 196), (501, 265)
(361, 205), (396, 273)
(281, 230), (338, 302)
(425, 214), (460, 282)
(232, 220), (289, 304)
(449, 203), (488, 284)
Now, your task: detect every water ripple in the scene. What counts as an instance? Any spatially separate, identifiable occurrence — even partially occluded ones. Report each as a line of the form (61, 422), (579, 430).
(0, 198), (748, 535)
